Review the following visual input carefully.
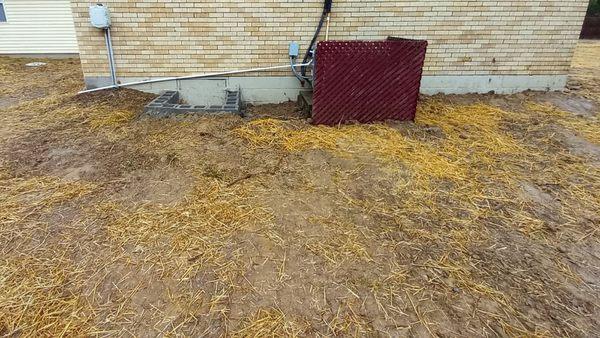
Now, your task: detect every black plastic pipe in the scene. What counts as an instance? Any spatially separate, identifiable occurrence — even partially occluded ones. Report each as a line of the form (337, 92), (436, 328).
(300, 0), (333, 80)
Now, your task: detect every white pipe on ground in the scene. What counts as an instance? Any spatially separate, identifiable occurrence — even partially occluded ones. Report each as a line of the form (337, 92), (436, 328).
(77, 62), (312, 95)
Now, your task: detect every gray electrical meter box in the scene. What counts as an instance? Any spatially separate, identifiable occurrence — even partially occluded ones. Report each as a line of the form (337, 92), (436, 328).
(89, 4), (111, 29)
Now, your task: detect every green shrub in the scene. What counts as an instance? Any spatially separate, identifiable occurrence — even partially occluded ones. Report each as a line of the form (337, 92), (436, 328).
(588, 0), (600, 15)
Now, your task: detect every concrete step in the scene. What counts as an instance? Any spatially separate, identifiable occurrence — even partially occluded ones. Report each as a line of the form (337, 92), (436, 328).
(297, 90), (313, 118)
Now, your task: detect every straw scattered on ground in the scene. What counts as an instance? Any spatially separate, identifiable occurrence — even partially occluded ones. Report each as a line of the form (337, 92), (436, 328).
(1, 41), (599, 337)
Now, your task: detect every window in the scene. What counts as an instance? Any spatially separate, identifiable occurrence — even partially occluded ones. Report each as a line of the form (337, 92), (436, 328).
(0, 0), (6, 23)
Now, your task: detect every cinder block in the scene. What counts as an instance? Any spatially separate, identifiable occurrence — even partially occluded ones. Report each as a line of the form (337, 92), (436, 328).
(143, 89), (242, 116)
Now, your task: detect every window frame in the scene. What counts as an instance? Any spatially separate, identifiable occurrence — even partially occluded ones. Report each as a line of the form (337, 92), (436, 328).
(0, 0), (7, 23)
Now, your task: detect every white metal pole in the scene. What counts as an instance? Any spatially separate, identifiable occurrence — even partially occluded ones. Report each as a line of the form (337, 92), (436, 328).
(104, 28), (117, 86)
(325, 13), (331, 41)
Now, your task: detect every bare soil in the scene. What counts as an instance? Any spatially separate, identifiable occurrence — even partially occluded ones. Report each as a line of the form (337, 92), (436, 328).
(0, 43), (599, 337)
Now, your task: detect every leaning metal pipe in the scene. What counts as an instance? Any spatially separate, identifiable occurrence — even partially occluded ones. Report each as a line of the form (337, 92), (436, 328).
(325, 13), (331, 41)
(77, 62), (312, 94)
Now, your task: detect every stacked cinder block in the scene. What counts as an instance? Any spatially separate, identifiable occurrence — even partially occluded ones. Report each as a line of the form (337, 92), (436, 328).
(69, 0), (587, 79)
(144, 90), (241, 117)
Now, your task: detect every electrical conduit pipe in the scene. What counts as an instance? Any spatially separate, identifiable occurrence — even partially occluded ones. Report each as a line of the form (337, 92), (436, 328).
(78, 62), (312, 95)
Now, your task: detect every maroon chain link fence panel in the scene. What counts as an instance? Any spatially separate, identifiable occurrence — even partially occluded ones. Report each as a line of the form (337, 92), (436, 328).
(312, 39), (427, 126)
(580, 15), (600, 39)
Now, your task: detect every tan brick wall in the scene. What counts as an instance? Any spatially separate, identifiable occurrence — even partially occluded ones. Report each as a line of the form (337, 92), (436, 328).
(70, 0), (588, 78)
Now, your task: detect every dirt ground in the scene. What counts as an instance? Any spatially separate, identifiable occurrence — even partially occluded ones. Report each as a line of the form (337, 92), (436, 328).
(0, 41), (599, 337)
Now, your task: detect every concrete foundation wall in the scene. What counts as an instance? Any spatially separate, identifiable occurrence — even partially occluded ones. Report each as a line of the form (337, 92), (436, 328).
(85, 74), (568, 105)
(419, 75), (568, 95)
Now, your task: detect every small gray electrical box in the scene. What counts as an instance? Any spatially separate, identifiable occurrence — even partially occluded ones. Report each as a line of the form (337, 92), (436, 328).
(89, 4), (111, 29)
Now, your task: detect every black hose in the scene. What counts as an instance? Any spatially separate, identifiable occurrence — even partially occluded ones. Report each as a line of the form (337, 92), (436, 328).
(300, 0), (333, 79)
(300, 13), (325, 78)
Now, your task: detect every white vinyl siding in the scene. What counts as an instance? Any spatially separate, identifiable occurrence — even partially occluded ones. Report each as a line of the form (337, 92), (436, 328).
(0, 0), (78, 54)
